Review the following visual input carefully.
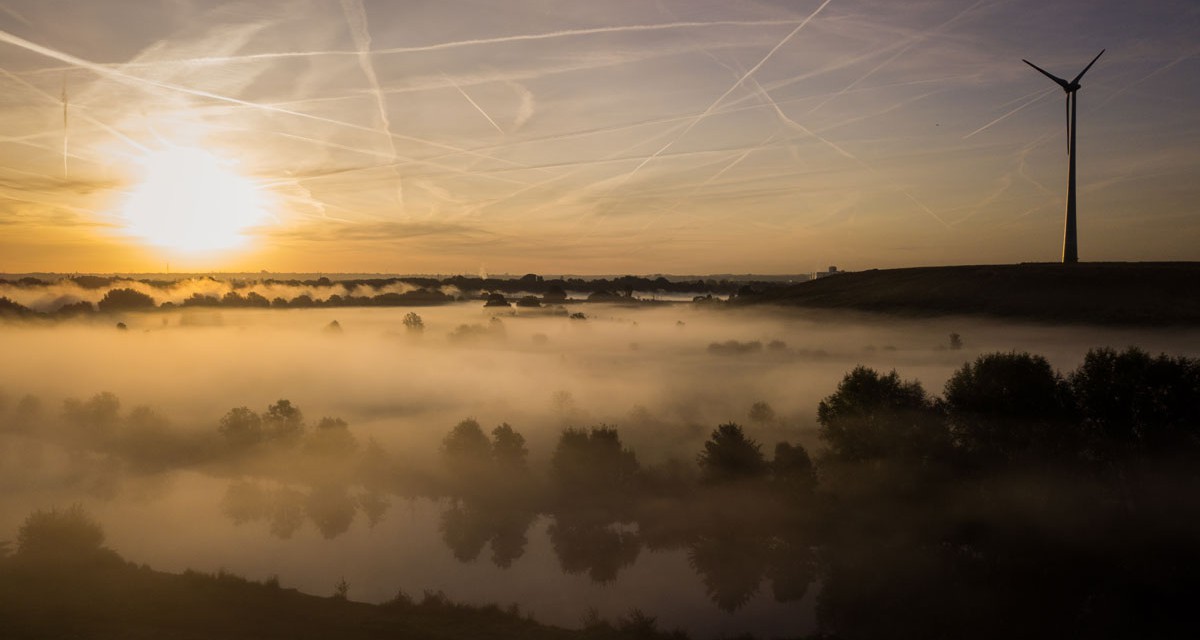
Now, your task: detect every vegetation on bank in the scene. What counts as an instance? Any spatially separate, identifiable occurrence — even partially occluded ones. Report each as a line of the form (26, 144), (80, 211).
(0, 273), (789, 319)
(2, 345), (1199, 638)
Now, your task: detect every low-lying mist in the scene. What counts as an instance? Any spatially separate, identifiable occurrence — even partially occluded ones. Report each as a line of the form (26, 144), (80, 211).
(2, 301), (1198, 637)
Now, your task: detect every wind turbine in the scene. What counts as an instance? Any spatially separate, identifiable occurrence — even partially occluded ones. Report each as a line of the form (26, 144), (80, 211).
(1023, 49), (1104, 264)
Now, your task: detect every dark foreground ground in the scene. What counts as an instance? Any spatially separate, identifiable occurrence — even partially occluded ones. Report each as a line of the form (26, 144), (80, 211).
(0, 552), (691, 640)
(735, 262), (1200, 325)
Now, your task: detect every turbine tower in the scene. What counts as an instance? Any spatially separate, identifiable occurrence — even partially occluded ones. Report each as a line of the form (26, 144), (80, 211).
(1023, 49), (1104, 264)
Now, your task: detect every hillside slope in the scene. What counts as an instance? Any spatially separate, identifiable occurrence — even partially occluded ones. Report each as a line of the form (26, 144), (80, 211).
(736, 263), (1200, 325)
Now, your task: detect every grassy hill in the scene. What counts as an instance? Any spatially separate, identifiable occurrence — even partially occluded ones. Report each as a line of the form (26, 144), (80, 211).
(735, 262), (1200, 325)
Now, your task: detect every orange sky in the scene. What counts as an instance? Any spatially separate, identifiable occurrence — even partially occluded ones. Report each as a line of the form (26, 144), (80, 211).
(1, 0), (1198, 274)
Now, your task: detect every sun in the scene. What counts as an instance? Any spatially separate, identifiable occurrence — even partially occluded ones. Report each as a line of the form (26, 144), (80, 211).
(120, 146), (271, 254)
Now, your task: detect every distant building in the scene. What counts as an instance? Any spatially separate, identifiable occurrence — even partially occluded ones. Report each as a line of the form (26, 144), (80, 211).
(813, 266), (841, 279)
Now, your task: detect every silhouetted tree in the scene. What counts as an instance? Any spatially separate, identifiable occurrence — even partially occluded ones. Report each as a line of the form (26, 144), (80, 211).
(16, 504), (107, 560)
(403, 312), (424, 333)
(306, 417), (358, 456)
(697, 423), (768, 484)
(442, 419), (491, 469)
(54, 300), (95, 317)
(817, 366), (948, 464)
(221, 291), (246, 307)
(218, 406), (263, 447)
(244, 291), (270, 307)
(182, 293), (219, 307)
(0, 296), (34, 318)
(771, 442), (817, 497)
(62, 392), (121, 445)
(491, 423), (528, 469)
(749, 401), (776, 424)
(263, 399), (304, 443)
(97, 287), (155, 312)
(550, 427), (640, 501)
(484, 292), (511, 307)
(943, 352), (1077, 464)
(1069, 347), (1200, 455)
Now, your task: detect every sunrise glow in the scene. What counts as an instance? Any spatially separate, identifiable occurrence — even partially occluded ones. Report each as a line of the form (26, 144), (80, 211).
(119, 146), (270, 254)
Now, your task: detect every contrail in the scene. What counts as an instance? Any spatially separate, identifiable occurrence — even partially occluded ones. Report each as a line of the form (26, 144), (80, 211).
(748, 77), (950, 229)
(0, 27), (536, 173)
(807, 0), (990, 115)
(963, 88), (1053, 139)
(620, 0), (835, 183)
(1095, 47), (1199, 110)
(339, 0), (404, 213)
(444, 74), (505, 135)
(61, 72), (68, 176)
(95, 19), (813, 68)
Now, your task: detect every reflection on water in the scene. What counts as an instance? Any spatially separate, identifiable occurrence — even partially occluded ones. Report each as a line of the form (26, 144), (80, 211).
(62, 471), (814, 638)
(440, 499), (532, 568)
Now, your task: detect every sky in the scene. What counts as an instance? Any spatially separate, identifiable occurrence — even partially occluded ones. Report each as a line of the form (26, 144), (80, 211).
(0, 0), (1197, 275)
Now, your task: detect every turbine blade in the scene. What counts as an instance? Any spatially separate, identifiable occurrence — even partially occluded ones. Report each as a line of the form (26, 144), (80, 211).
(1023, 58), (1070, 89)
(1070, 49), (1105, 85)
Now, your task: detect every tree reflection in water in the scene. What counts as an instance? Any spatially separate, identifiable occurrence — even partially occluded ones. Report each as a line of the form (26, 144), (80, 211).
(439, 499), (533, 568)
(547, 510), (640, 584)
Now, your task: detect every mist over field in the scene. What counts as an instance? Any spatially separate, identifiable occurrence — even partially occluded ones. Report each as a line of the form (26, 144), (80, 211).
(3, 299), (1198, 637)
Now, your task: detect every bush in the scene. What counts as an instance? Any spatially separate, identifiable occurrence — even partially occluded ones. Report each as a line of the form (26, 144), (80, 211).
(16, 504), (105, 559)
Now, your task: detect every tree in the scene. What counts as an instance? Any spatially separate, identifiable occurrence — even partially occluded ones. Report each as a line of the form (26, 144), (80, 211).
(697, 423), (767, 484)
(62, 391), (121, 445)
(97, 287), (156, 312)
(218, 406), (263, 447)
(244, 291), (271, 307)
(263, 399), (304, 443)
(403, 312), (424, 333)
(221, 291), (246, 307)
(491, 423), (528, 469)
(749, 401), (776, 425)
(550, 427), (639, 498)
(442, 419), (492, 476)
(817, 366), (948, 464)
(771, 442), (817, 496)
(942, 352), (1076, 463)
(306, 417), (358, 456)
(1069, 347), (1200, 454)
